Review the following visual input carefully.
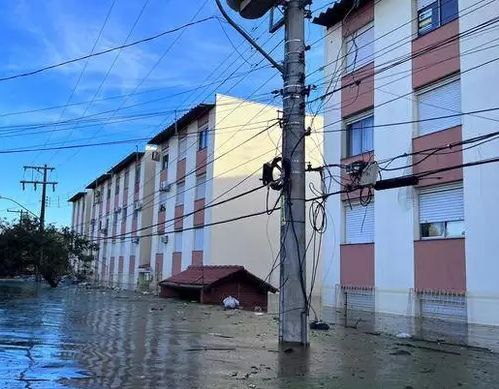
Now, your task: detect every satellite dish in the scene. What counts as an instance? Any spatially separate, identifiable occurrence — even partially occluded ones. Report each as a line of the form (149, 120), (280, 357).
(226, 0), (277, 19)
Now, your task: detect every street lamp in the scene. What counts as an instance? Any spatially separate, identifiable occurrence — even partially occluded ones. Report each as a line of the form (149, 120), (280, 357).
(226, 0), (277, 19)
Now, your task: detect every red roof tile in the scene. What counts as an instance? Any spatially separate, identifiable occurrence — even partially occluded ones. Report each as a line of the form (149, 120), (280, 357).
(159, 265), (277, 292)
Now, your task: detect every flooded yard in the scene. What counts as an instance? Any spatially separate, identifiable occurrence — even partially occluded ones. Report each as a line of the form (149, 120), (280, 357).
(1, 280), (499, 388)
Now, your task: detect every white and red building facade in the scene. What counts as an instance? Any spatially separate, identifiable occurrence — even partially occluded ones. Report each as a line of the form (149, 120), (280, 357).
(314, 0), (499, 327)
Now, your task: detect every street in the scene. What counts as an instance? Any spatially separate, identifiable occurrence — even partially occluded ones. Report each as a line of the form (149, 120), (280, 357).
(1, 280), (499, 388)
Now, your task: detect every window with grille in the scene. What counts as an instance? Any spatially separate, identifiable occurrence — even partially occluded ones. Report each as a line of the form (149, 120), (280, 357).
(161, 154), (169, 171)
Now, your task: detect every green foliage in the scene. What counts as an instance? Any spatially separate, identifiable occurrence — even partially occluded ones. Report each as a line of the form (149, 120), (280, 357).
(0, 216), (97, 287)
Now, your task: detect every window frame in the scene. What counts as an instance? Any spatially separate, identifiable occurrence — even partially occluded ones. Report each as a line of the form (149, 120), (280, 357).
(416, 76), (461, 136)
(195, 174), (207, 200)
(418, 183), (465, 240)
(194, 228), (204, 251)
(417, 0), (459, 36)
(161, 154), (169, 171)
(198, 127), (208, 150)
(178, 135), (187, 160)
(345, 112), (374, 158)
(174, 232), (182, 253)
(176, 182), (185, 206)
(345, 21), (374, 74)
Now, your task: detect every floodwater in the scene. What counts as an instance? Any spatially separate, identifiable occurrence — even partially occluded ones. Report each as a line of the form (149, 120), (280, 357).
(1, 280), (499, 388)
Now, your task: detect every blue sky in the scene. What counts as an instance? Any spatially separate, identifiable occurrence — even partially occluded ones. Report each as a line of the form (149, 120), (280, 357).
(0, 0), (331, 226)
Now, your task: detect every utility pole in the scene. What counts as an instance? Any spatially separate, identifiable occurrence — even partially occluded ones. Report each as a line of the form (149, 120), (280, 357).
(20, 164), (58, 282)
(20, 165), (58, 231)
(279, 0), (308, 345)
(7, 209), (27, 221)
(216, 0), (308, 344)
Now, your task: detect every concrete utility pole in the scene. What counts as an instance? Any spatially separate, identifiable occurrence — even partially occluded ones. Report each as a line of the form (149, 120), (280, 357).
(20, 164), (58, 281)
(216, 0), (309, 344)
(279, 0), (308, 345)
(20, 164), (58, 231)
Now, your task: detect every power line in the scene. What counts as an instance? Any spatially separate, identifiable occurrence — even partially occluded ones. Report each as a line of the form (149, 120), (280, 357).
(0, 16), (216, 82)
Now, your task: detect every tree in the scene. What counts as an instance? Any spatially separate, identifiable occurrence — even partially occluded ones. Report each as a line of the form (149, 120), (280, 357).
(0, 216), (98, 287)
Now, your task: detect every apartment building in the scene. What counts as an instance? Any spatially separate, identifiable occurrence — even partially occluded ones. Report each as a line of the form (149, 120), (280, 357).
(314, 0), (499, 327)
(147, 94), (324, 295)
(71, 150), (155, 289)
(69, 94), (324, 296)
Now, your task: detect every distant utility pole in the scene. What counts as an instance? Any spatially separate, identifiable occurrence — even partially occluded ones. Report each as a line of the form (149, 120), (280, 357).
(20, 165), (58, 231)
(216, 0), (308, 344)
(7, 209), (27, 221)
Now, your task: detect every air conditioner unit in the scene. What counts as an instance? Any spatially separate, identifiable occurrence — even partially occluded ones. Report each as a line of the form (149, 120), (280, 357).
(100, 227), (108, 236)
(114, 207), (122, 213)
(132, 237), (140, 244)
(151, 151), (160, 162)
(161, 235), (168, 244)
(159, 204), (166, 212)
(160, 181), (171, 192)
(91, 218), (96, 225)
(134, 200), (142, 210)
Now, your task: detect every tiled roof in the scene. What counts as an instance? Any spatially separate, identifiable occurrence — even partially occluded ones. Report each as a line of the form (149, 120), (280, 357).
(313, 0), (370, 27)
(159, 265), (277, 292)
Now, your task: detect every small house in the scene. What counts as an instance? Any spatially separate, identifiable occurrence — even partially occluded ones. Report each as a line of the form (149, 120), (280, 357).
(158, 265), (278, 311)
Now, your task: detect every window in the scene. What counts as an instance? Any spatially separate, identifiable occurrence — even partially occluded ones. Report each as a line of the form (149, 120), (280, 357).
(174, 232), (182, 253)
(346, 114), (374, 157)
(176, 182), (185, 206)
(107, 185), (111, 199)
(194, 228), (204, 251)
(135, 164), (141, 184)
(115, 176), (120, 194)
(419, 184), (464, 239)
(344, 202), (374, 244)
(198, 128), (208, 150)
(417, 78), (461, 136)
(122, 207), (127, 223)
(124, 170), (129, 190)
(178, 136), (187, 160)
(161, 154), (169, 171)
(417, 0), (458, 35)
(195, 174), (206, 200)
(345, 22), (374, 73)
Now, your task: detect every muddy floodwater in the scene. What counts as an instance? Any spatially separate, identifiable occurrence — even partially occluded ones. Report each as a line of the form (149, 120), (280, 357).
(1, 280), (499, 388)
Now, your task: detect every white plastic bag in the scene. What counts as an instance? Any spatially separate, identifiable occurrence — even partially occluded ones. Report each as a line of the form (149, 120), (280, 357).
(223, 296), (239, 309)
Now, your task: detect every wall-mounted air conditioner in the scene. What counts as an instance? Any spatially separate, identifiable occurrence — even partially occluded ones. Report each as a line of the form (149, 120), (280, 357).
(132, 237), (140, 244)
(161, 235), (168, 244)
(134, 200), (142, 210)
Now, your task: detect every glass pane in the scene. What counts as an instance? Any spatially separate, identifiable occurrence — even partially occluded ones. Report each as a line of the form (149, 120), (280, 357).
(348, 123), (362, 156)
(361, 116), (374, 152)
(176, 183), (184, 205)
(355, 25), (374, 69)
(418, 3), (439, 35)
(441, 0), (458, 24)
(446, 220), (465, 237)
(421, 222), (445, 238)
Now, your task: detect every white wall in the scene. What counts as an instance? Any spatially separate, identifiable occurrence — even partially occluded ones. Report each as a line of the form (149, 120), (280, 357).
(209, 94), (324, 295)
(459, 0), (499, 325)
(373, 0), (416, 316)
(321, 23), (343, 308)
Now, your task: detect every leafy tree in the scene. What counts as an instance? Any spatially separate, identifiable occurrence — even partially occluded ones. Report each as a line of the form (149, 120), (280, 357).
(0, 216), (98, 287)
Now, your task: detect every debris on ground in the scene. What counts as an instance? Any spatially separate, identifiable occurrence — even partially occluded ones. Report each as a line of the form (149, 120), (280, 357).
(396, 332), (412, 339)
(310, 320), (330, 331)
(223, 296), (239, 310)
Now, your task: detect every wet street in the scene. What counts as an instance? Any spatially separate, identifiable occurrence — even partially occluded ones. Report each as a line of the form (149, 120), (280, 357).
(1, 280), (499, 388)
